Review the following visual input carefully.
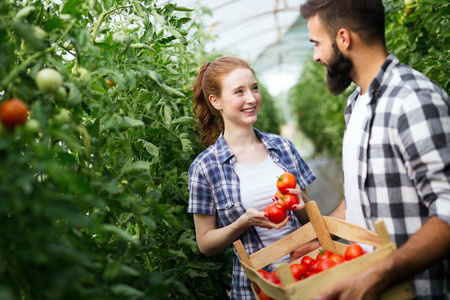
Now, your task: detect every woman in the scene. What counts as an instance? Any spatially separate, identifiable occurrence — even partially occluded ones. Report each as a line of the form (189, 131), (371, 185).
(188, 57), (316, 299)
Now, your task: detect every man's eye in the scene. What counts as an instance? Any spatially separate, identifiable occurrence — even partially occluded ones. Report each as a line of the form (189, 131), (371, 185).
(253, 85), (259, 90)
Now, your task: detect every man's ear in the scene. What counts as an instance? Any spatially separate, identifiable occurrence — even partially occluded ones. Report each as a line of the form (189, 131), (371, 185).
(336, 28), (352, 51)
(209, 94), (221, 111)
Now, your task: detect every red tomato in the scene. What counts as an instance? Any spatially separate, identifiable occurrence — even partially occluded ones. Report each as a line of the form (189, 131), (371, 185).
(259, 290), (273, 300)
(254, 269), (268, 293)
(316, 249), (333, 260)
(0, 98), (28, 129)
(276, 172), (297, 194)
(275, 190), (285, 200)
(300, 255), (314, 267)
(264, 271), (281, 286)
(307, 259), (320, 274)
(329, 253), (345, 264)
(281, 194), (299, 210)
(317, 258), (337, 272)
(264, 203), (287, 224)
(289, 263), (307, 281)
(345, 243), (365, 261)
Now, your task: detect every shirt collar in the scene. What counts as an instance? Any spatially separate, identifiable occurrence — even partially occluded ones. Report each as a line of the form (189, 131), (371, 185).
(214, 128), (280, 165)
(367, 53), (398, 100)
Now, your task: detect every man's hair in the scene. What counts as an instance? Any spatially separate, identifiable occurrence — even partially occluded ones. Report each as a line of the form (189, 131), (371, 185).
(300, 0), (386, 46)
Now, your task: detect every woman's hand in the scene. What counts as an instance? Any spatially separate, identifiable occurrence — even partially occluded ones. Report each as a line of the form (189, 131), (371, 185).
(275, 184), (307, 211)
(240, 208), (291, 230)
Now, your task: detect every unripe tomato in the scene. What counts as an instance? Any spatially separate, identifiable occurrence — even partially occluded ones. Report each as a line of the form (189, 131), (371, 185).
(24, 118), (41, 135)
(54, 86), (67, 101)
(35, 68), (63, 94)
(54, 109), (70, 124)
(0, 98), (29, 129)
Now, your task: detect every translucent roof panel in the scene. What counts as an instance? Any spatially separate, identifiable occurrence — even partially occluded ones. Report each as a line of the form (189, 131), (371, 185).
(159, 0), (314, 95)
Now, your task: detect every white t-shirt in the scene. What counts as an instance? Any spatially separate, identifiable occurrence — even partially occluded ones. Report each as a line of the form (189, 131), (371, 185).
(233, 156), (297, 263)
(343, 92), (374, 253)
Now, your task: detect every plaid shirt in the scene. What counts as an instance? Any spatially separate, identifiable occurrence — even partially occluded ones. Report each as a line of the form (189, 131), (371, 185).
(188, 128), (316, 299)
(344, 53), (450, 299)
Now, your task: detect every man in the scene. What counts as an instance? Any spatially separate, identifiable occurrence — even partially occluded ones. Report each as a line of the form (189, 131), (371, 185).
(299, 0), (450, 299)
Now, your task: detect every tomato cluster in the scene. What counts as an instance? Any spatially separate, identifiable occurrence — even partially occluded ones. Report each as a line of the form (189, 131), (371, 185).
(255, 244), (365, 299)
(263, 172), (299, 224)
(275, 172), (299, 210)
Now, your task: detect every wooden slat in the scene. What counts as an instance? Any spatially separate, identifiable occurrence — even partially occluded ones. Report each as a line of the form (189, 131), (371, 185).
(233, 239), (254, 269)
(275, 263), (296, 287)
(249, 222), (317, 270)
(305, 201), (337, 252)
(374, 220), (393, 246)
(323, 216), (382, 247)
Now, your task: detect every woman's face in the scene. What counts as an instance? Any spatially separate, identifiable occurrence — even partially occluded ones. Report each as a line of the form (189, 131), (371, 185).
(209, 68), (261, 130)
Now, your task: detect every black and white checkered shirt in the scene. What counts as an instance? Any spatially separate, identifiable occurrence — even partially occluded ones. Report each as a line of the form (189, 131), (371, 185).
(344, 53), (450, 299)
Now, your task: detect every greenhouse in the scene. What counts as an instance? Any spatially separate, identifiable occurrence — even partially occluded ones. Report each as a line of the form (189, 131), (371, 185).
(0, 0), (448, 299)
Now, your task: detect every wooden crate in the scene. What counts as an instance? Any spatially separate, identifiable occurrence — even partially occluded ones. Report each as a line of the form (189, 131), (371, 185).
(233, 201), (415, 300)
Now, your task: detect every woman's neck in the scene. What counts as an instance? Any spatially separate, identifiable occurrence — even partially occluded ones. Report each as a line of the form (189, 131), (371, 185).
(223, 126), (267, 164)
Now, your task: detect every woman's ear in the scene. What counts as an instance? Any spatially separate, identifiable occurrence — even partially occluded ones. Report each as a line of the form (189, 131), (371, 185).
(209, 94), (222, 111)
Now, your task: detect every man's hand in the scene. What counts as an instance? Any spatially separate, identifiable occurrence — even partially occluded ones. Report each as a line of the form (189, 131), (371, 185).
(289, 238), (320, 262)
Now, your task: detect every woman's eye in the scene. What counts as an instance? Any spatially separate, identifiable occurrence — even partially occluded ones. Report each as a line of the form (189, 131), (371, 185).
(235, 89), (243, 94)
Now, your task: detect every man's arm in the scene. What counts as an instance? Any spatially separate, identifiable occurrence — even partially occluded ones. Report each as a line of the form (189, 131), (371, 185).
(315, 216), (450, 300)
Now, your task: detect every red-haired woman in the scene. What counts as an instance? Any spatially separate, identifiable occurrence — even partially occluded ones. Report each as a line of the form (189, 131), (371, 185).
(188, 57), (316, 299)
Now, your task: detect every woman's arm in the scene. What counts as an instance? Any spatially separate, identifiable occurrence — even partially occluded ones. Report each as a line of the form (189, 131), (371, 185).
(194, 209), (291, 257)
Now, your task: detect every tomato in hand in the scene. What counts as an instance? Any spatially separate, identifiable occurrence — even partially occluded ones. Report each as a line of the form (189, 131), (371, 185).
(300, 255), (314, 267)
(281, 194), (299, 210)
(345, 243), (365, 261)
(276, 172), (297, 194)
(317, 258), (337, 272)
(275, 190), (285, 200)
(264, 203), (287, 224)
(289, 263), (307, 281)
(316, 249), (333, 260)
(0, 98), (28, 129)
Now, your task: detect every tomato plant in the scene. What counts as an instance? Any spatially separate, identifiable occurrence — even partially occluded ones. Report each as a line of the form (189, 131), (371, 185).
(345, 243), (365, 261)
(264, 203), (287, 224)
(0, 98), (28, 129)
(276, 172), (297, 193)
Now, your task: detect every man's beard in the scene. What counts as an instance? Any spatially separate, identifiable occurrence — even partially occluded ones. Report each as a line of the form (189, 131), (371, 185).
(325, 42), (353, 96)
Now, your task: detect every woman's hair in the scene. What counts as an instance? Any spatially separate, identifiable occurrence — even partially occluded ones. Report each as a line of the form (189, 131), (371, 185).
(192, 57), (255, 147)
(300, 0), (386, 46)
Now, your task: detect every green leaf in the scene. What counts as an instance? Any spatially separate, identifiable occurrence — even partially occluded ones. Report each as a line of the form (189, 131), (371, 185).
(172, 116), (193, 125)
(111, 284), (145, 297)
(122, 161), (151, 174)
(137, 139), (159, 156)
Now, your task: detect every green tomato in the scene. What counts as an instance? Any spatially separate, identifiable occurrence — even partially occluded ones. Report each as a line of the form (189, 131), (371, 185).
(54, 109), (70, 124)
(71, 65), (91, 87)
(36, 68), (63, 94)
(24, 118), (41, 134)
(54, 86), (67, 101)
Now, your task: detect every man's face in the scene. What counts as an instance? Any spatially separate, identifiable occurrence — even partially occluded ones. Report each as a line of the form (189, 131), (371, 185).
(307, 15), (353, 95)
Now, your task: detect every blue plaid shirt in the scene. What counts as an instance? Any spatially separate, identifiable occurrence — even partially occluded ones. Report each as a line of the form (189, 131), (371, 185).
(188, 128), (316, 299)
(344, 53), (450, 299)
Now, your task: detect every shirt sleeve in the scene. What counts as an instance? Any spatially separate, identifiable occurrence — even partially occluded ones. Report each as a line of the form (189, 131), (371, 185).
(396, 89), (450, 224)
(187, 162), (216, 215)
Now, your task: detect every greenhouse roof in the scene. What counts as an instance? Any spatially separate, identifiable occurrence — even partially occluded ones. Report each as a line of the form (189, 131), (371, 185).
(159, 0), (314, 95)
